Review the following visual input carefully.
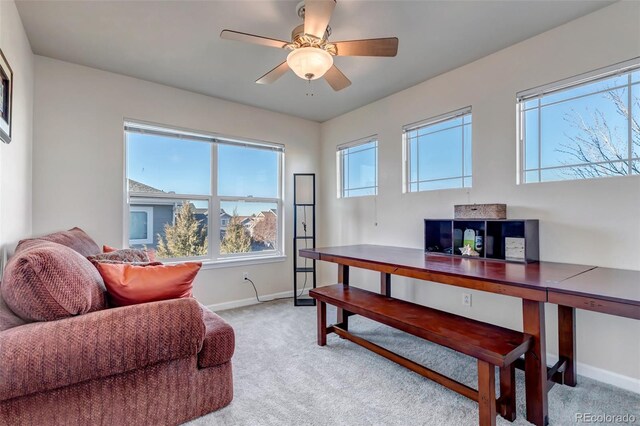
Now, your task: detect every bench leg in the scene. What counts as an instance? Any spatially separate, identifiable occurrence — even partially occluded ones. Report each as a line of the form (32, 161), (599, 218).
(317, 301), (327, 346)
(499, 364), (517, 422)
(478, 360), (497, 426)
(337, 265), (349, 331)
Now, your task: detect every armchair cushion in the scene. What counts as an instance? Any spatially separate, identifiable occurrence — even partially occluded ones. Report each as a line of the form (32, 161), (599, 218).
(1, 241), (106, 321)
(103, 244), (157, 261)
(94, 262), (200, 307)
(0, 297), (206, 401)
(0, 293), (26, 332)
(87, 248), (150, 264)
(17, 227), (100, 257)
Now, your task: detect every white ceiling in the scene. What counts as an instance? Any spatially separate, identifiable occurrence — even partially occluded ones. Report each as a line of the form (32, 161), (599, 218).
(16, 0), (613, 122)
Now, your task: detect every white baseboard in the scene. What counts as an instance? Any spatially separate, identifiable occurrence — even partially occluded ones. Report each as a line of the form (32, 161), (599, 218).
(546, 353), (640, 394)
(206, 289), (309, 312)
(206, 296), (639, 394)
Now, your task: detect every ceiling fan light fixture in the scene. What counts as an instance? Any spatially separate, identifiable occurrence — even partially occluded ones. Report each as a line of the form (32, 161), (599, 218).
(286, 47), (333, 81)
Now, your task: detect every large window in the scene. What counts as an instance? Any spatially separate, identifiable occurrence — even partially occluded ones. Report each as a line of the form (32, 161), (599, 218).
(125, 122), (284, 263)
(518, 59), (639, 183)
(404, 107), (472, 192)
(337, 137), (378, 198)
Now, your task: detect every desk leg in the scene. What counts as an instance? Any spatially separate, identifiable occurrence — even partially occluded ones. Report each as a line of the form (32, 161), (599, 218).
(523, 300), (549, 426)
(381, 272), (391, 297)
(337, 265), (349, 330)
(558, 305), (577, 387)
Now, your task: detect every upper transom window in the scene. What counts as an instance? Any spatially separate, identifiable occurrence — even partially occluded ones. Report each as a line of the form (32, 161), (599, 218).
(404, 107), (472, 192)
(518, 58), (639, 183)
(337, 137), (378, 198)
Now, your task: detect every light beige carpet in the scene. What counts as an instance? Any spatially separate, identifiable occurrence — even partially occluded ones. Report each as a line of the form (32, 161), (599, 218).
(187, 299), (639, 426)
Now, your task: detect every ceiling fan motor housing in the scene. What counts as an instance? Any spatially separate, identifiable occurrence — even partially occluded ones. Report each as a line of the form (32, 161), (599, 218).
(221, 0), (395, 91)
(290, 25), (337, 56)
(295, 1), (332, 40)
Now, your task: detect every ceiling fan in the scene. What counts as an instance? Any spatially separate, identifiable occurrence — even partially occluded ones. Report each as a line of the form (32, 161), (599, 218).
(220, 0), (399, 91)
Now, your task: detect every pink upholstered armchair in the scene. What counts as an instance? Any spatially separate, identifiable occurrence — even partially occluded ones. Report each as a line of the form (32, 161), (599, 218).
(0, 229), (235, 425)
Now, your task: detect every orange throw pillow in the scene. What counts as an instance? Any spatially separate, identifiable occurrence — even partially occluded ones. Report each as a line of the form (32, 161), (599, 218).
(94, 262), (201, 307)
(103, 245), (157, 261)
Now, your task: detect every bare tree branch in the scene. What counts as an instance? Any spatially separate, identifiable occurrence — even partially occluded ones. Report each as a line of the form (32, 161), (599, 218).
(555, 87), (637, 178)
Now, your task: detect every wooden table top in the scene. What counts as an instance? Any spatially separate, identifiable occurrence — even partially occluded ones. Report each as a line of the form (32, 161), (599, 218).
(300, 245), (594, 295)
(547, 267), (640, 306)
(546, 267), (640, 319)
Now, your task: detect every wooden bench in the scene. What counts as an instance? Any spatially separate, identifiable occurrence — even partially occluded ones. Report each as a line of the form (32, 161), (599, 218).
(310, 284), (532, 426)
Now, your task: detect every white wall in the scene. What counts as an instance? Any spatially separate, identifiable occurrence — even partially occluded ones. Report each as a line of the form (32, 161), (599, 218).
(32, 56), (320, 305)
(26, 0), (640, 390)
(0, 0), (33, 268)
(319, 1), (640, 387)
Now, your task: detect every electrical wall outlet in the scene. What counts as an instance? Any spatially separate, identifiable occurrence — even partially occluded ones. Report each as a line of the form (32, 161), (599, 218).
(462, 293), (472, 307)
(242, 272), (249, 281)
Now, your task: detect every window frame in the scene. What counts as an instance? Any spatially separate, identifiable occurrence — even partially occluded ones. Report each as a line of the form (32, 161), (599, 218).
(124, 120), (285, 265)
(129, 205), (154, 245)
(517, 57), (640, 184)
(403, 106), (472, 193)
(336, 136), (379, 198)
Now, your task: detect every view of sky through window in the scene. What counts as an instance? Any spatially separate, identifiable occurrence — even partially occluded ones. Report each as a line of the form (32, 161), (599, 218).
(127, 133), (279, 216)
(406, 110), (472, 191)
(340, 139), (378, 198)
(218, 144), (279, 199)
(521, 67), (639, 182)
(127, 133), (211, 195)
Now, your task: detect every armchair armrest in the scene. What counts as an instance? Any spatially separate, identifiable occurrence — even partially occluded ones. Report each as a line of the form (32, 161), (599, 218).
(198, 306), (235, 368)
(0, 298), (205, 401)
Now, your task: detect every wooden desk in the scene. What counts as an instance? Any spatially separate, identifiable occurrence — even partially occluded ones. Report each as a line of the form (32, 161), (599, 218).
(300, 244), (600, 426)
(546, 267), (640, 389)
(547, 267), (640, 320)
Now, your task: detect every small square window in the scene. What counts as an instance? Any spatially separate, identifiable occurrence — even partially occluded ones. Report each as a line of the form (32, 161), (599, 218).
(337, 138), (378, 198)
(404, 107), (472, 192)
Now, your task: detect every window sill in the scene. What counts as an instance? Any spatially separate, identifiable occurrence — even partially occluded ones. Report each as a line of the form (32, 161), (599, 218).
(165, 255), (287, 270)
(339, 193), (378, 200)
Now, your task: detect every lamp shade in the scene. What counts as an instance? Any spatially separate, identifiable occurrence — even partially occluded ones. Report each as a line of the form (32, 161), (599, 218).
(286, 47), (333, 81)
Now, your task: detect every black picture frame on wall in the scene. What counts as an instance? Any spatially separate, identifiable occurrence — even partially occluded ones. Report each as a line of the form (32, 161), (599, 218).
(0, 48), (13, 144)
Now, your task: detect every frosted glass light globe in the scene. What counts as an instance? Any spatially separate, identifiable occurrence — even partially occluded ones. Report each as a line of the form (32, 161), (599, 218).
(286, 47), (333, 81)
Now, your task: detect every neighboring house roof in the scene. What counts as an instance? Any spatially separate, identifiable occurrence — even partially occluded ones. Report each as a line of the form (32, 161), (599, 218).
(128, 179), (165, 194)
(219, 210), (251, 224)
(257, 210), (277, 218)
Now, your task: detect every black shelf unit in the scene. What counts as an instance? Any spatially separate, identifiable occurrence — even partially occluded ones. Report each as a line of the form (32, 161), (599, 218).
(293, 174), (317, 306)
(424, 219), (539, 263)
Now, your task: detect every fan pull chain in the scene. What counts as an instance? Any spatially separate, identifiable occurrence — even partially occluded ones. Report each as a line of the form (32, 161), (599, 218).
(306, 78), (314, 97)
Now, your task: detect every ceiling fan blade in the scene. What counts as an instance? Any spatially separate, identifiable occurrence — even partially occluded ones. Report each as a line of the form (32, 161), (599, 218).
(324, 65), (351, 91)
(304, 0), (336, 39)
(220, 30), (288, 49)
(256, 61), (290, 85)
(333, 38), (399, 57)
